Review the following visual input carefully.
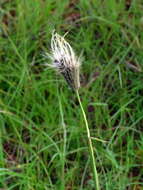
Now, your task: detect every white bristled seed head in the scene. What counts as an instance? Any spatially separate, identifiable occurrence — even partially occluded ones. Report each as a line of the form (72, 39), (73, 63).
(48, 31), (81, 90)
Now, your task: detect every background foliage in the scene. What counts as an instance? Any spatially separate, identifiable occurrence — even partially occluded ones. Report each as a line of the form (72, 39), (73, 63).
(0, 0), (143, 189)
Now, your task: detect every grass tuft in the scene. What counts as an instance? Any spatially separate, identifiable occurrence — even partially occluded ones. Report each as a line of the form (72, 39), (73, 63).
(0, 0), (143, 189)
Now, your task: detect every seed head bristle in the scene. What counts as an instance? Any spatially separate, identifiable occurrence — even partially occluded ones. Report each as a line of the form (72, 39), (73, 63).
(48, 31), (80, 90)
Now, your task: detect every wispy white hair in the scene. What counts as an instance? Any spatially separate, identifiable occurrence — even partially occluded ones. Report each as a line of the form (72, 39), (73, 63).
(47, 31), (81, 90)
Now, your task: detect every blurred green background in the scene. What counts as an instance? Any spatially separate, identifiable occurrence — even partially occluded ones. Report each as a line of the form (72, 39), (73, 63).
(0, 0), (143, 189)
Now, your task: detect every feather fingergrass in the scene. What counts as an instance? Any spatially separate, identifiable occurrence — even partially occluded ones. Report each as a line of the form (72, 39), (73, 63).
(46, 31), (100, 190)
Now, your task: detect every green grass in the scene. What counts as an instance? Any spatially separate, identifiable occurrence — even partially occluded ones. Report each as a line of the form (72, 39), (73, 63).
(0, 0), (143, 189)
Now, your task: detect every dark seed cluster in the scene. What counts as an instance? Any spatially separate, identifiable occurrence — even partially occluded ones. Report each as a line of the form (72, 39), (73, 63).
(61, 67), (75, 89)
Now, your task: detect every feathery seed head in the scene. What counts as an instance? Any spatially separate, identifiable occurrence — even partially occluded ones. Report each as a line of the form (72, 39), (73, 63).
(49, 32), (80, 90)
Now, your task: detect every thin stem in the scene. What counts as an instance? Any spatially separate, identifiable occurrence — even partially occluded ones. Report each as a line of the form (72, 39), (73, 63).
(76, 90), (100, 190)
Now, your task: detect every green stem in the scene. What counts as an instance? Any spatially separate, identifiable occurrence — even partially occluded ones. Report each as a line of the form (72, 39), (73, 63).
(76, 90), (100, 190)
